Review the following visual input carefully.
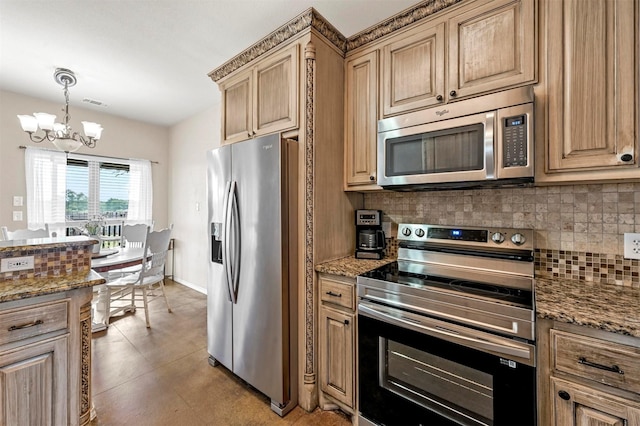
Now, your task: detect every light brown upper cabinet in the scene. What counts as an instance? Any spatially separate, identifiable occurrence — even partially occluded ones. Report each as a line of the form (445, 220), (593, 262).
(380, 0), (535, 118)
(538, 0), (638, 182)
(448, 0), (535, 100)
(220, 44), (299, 144)
(381, 22), (445, 116)
(345, 50), (380, 188)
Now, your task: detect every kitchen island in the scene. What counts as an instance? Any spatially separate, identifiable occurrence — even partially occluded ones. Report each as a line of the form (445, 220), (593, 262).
(0, 236), (105, 425)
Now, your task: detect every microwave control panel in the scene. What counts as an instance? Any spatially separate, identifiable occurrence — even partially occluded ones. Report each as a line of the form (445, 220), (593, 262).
(503, 115), (527, 167)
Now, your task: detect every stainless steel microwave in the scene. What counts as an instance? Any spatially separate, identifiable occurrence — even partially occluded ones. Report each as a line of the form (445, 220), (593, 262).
(377, 86), (534, 190)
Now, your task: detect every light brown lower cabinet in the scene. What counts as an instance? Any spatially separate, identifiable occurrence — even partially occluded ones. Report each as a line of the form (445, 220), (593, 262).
(539, 319), (640, 426)
(0, 288), (93, 426)
(552, 376), (640, 426)
(318, 273), (356, 414)
(0, 335), (69, 425)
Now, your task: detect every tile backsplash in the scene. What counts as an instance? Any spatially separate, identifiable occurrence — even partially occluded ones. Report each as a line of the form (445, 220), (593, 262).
(365, 182), (640, 287)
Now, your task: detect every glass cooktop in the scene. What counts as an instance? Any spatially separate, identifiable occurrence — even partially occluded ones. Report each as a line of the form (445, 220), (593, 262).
(360, 261), (533, 309)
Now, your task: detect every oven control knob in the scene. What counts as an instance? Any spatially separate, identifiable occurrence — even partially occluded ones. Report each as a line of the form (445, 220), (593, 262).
(511, 233), (526, 245)
(491, 232), (505, 244)
(415, 228), (425, 238)
(402, 227), (412, 237)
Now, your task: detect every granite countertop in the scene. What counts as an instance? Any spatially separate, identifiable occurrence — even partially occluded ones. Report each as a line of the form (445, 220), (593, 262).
(536, 277), (640, 338)
(0, 270), (105, 303)
(315, 255), (396, 278)
(0, 236), (97, 251)
(316, 257), (640, 339)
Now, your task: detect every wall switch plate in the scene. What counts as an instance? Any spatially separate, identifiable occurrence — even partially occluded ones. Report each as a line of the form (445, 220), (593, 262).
(623, 233), (640, 259)
(13, 196), (23, 207)
(0, 256), (35, 272)
(12, 211), (23, 221)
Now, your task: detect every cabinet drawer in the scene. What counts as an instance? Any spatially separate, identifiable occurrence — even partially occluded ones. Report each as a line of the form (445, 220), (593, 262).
(320, 277), (355, 310)
(551, 330), (640, 394)
(0, 301), (68, 345)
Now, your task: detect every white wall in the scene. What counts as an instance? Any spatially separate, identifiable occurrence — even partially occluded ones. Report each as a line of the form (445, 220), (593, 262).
(168, 104), (220, 293)
(0, 89), (170, 232)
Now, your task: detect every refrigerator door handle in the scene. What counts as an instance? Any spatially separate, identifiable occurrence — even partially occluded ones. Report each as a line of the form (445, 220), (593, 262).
(222, 180), (233, 302)
(230, 181), (241, 304)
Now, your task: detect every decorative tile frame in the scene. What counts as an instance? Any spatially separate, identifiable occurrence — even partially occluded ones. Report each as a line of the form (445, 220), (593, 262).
(0, 246), (91, 282)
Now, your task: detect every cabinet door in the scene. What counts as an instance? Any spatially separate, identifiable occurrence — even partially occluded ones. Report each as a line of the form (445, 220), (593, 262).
(381, 22), (445, 116)
(545, 0), (637, 172)
(253, 44), (299, 137)
(319, 306), (354, 408)
(552, 377), (640, 426)
(0, 336), (68, 426)
(345, 51), (379, 188)
(448, 0), (535, 100)
(221, 71), (252, 144)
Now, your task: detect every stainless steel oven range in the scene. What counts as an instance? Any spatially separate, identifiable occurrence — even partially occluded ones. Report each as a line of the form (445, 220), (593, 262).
(357, 224), (536, 426)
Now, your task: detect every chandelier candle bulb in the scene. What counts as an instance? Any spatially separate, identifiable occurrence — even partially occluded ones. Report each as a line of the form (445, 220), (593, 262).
(33, 112), (56, 130)
(17, 115), (38, 132)
(82, 121), (102, 139)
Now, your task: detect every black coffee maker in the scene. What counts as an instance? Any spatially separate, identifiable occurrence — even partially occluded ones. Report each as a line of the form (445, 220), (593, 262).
(355, 209), (386, 259)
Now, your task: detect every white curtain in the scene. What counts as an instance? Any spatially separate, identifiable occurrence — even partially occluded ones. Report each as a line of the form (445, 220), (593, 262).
(25, 147), (67, 236)
(127, 159), (153, 225)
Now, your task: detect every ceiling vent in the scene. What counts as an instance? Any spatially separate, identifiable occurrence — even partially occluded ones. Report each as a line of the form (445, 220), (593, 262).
(82, 98), (108, 107)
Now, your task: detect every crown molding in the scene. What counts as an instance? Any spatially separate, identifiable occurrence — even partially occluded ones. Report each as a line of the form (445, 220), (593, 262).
(209, 0), (463, 82)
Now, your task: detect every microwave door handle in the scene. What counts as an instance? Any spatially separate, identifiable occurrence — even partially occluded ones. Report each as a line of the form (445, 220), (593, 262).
(484, 112), (496, 179)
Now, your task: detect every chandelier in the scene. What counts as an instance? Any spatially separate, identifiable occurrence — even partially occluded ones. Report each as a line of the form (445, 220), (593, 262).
(17, 68), (103, 153)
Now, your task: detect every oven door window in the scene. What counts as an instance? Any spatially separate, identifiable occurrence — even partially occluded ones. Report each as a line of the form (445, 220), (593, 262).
(382, 338), (493, 425)
(385, 123), (485, 176)
(358, 314), (536, 426)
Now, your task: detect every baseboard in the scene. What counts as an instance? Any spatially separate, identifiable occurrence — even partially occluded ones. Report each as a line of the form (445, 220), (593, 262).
(171, 277), (207, 294)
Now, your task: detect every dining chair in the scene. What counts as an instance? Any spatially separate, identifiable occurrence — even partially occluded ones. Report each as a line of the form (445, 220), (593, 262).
(120, 223), (148, 248)
(107, 224), (150, 280)
(1, 224), (50, 240)
(105, 226), (173, 328)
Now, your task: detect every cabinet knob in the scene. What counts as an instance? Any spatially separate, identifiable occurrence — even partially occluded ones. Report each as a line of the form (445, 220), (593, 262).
(369, 175), (375, 181)
(344, 319), (350, 325)
(449, 90), (457, 97)
(557, 390), (571, 401)
(621, 153), (633, 162)
(436, 94), (443, 101)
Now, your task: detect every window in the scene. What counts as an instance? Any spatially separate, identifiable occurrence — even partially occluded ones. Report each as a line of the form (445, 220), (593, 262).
(25, 147), (153, 237)
(66, 158), (131, 221)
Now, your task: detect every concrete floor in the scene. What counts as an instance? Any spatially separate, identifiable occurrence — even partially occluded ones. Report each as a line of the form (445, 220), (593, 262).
(89, 280), (351, 426)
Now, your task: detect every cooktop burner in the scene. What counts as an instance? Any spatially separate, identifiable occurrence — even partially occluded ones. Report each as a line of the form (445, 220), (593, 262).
(360, 261), (533, 309)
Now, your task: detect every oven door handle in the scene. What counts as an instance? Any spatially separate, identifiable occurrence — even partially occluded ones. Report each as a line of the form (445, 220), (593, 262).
(359, 302), (533, 362)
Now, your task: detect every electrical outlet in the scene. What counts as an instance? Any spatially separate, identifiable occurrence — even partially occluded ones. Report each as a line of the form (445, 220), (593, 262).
(623, 233), (640, 260)
(0, 256), (35, 272)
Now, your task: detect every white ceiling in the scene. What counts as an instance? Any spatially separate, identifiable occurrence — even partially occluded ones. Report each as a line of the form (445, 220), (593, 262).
(0, 0), (418, 127)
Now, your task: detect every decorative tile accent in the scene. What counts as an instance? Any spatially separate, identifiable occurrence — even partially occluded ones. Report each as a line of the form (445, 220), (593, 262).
(384, 236), (398, 259)
(0, 246), (91, 282)
(364, 183), (640, 287)
(536, 249), (640, 288)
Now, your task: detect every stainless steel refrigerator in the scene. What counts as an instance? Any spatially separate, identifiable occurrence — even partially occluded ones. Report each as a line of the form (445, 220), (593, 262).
(206, 134), (298, 416)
